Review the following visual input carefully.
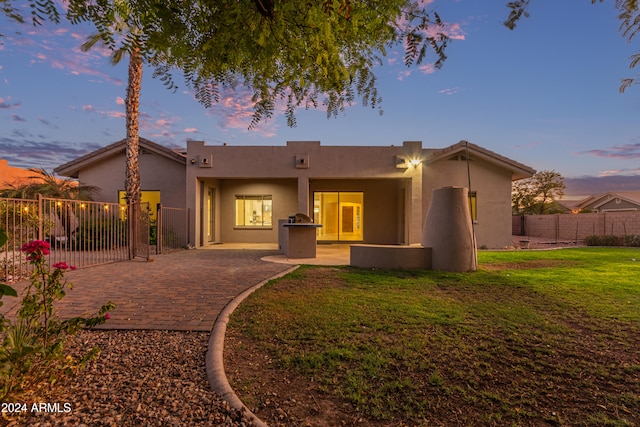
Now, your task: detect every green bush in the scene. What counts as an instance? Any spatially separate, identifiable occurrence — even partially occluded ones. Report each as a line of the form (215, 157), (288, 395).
(584, 234), (640, 247)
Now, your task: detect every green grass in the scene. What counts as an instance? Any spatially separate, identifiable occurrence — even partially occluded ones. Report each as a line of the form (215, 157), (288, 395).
(228, 248), (640, 426)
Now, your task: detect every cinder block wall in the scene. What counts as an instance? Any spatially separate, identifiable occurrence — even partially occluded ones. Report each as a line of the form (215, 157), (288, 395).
(515, 211), (640, 240)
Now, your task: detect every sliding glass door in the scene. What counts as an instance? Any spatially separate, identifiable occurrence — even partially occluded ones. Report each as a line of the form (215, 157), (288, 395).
(313, 192), (363, 241)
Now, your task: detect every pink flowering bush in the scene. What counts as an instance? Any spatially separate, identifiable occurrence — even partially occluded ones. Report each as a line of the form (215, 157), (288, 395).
(0, 239), (115, 399)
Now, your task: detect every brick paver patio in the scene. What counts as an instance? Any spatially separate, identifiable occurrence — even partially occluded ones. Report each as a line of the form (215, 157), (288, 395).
(1, 249), (293, 331)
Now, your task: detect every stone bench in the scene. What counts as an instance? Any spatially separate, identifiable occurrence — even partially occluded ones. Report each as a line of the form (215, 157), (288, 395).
(350, 244), (432, 270)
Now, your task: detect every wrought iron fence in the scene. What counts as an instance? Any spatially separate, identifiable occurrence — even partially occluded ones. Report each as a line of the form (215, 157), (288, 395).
(156, 204), (190, 254)
(41, 197), (130, 269)
(1, 196), (159, 283)
(0, 198), (39, 283)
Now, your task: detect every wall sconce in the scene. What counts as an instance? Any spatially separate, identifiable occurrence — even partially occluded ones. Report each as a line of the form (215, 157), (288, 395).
(190, 159), (196, 165)
(395, 155), (421, 169)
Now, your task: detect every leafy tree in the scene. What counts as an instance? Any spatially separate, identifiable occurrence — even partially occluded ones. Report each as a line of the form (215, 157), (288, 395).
(512, 170), (565, 215)
(4, 0), (453, 206)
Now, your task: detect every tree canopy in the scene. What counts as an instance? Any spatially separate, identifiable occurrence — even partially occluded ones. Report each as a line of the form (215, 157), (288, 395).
(6, 0), (451, 127)
(4, 0), (639, 122)
(70, 0), (453, 127)
(512, 170), (566, 215)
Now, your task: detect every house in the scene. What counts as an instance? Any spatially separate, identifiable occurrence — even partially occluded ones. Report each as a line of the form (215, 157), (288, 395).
(1, 159), (38, 187)
(573, 191), (640, 213)
(55, 138), (535, 249)
(54, 138), (187, 219)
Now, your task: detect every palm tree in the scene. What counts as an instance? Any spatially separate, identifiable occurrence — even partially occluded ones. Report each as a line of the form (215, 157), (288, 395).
(80, 1), (142, 207)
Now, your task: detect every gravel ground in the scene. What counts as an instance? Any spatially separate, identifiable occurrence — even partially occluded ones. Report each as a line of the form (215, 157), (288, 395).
(1, 330), (254, 427)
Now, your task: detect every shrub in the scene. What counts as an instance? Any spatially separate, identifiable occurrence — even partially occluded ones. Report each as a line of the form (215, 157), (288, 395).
(0, 239), (115, 399)
(584, 234), (640, 247)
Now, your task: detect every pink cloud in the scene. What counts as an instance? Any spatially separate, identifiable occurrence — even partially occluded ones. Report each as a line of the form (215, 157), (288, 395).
(105, 111), (125, 119)
(10, 23), (124, 86)
(116, 97), (125, 105)
(598, 168), (640, 177)
(205, 88), (280, 137)
(418, 64), (436, 74)
(184, 128), (198, 133)
(438, 87), (460, 95)
(82, 105), (95, 112)
(581, 143), (640, 159)
(0, 97), (21, 110)
(397, 70), (412, 81)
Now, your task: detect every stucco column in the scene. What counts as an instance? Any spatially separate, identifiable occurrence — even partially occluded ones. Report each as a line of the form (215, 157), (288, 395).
(422, 186), (477, 272)
(409, 164), (423, 244)
(297, 176), (309, 215)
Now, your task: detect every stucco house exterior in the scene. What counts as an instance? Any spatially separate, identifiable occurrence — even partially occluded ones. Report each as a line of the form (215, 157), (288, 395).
(55, 138), (535, 249)
(54, 138), (187, 219)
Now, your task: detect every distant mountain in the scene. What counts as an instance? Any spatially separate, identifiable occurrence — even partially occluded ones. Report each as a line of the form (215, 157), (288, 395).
(564, 175), (640, 197)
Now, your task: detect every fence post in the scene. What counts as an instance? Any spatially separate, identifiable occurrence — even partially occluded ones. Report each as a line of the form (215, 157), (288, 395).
(128, 202), (136, 260)
(187, 208), (191, 247)
(157, 203), (163, 255)
(37, 194), (44, 241)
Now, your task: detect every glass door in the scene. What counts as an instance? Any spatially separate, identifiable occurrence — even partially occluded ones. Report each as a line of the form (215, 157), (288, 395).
(314, 192), (363, 241)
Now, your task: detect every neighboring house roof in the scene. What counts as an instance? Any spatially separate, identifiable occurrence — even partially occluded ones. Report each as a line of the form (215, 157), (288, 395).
(575, 191), (640, 211)
(0, 159), (37, 186)
(54, 138), (186, 178)
(556, 198), (583, 213)
(423, 140), (536, 181)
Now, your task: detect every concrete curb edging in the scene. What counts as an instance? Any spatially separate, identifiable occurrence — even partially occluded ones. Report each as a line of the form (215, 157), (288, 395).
(206, 265), (300, 427)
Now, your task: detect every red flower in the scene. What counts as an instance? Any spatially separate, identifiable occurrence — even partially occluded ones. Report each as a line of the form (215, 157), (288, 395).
(104, 313), (111, 320)
(21, 240), (51, 256)
(53, 262), (69, 270)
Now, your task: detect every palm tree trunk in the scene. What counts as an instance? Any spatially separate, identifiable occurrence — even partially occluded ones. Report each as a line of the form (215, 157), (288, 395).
(125, 48), (142, 206)
(126, 48), (143, 259)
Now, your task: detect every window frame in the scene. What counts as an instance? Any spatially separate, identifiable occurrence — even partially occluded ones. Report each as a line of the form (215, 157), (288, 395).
(468, 191), (478, 223)
(234, 194), (273, 229)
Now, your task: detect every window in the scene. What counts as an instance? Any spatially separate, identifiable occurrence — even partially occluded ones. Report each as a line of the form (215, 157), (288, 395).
(235, 195), (272, 227)
(468, 191), (477, 222)
(118, 190), (160, 221)
(313, 192), (363, 241)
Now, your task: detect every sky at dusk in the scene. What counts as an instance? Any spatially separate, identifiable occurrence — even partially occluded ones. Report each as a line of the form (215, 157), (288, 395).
(1, 0), (639, 190)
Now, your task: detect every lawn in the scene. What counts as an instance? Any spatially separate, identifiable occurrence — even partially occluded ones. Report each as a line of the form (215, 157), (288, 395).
(225, 248), (640, 426)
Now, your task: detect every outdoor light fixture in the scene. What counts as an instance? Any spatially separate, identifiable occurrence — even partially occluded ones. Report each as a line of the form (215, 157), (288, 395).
(396, 155), (422, 169)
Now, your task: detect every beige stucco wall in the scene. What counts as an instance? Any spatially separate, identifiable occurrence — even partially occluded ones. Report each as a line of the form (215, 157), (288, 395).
(77, 151), (186, 208)
(186, 140), (424, 247)
(423, 156), (513, 248)
(184, 140), (527, 248)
